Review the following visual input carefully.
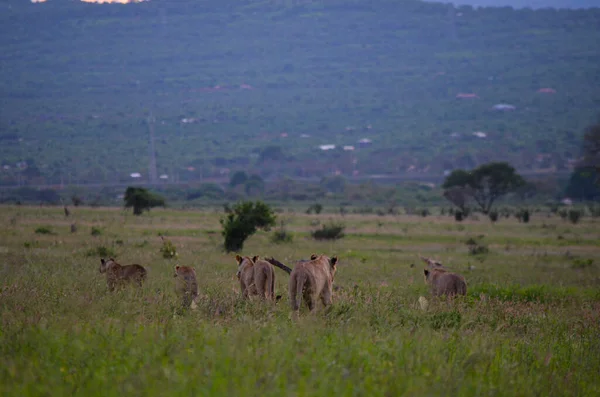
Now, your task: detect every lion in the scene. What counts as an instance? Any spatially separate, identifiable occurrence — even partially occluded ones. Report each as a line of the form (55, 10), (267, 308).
(174, 265), (199, 309)
(288, 254), (338, 314)
(419, 256), (445, 269)
(423, 267), (467, 297)
(235, 255), (276, 301)
(99, 258), (147, 292)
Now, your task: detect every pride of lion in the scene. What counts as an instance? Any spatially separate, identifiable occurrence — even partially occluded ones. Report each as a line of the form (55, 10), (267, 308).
(98, 252), (466, 315)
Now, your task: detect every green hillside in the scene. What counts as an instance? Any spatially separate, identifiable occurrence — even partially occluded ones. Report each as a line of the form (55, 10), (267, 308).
(1, 0), (599, 186)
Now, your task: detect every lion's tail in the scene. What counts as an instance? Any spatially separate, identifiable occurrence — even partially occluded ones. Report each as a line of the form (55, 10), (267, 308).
(266, 257), (292, 275)
(289, 271), (306, 311)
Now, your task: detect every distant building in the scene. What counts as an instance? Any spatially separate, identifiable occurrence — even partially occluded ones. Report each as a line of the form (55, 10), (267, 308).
(472, 131), (487, 138)
(159, 174), (169, 180)
(319, 144), (336, 151)
(130, 172), (141, 178)
(358, 138), (372, 147)
(492, 104), (516, 111)
(343, 145), (355, 151)
(538, 88), (556, 94)
(456, 93), (479, 99)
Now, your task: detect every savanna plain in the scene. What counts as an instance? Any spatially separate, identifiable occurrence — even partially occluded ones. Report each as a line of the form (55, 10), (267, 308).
(1, 205), (599, 396)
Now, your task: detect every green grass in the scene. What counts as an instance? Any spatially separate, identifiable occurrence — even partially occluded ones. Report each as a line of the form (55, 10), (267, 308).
(1, 205), (600, 396)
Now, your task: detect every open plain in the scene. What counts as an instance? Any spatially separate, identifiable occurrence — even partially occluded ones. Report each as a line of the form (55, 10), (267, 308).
(1, 205), (599, 396)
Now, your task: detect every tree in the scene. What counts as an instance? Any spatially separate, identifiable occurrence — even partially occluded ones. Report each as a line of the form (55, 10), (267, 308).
(442, 185), (473, 214)
(220, 200), (276, 252)
(442, 162), (525, 214)
(123, 187), (166, 215)
(229, 171), (248, 188)
(578, 121), (600, 185)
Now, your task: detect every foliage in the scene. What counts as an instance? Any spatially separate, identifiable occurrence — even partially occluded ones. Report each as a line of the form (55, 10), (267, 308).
(220, 200), (277, 252)
(186, 183), (225, 200)
(84, 246), (116, 258)
(311, 221), (346, 240)
(90, 226), (103, 236)
(443, 162), (526, 214)
(159, 236), (178, 259)
(516, 208), (530, 223)
(271, 221), (293, 244)
(579, 121), (600, 180)
(465, 236), (489, 255)
(34, 226), (55, 235)
(568, 209), (582, 224)
(229, 171), (248, 188)
(123, 187), (166, 215)
(306, 203), (323, 214)
(488, 210), (498, 222)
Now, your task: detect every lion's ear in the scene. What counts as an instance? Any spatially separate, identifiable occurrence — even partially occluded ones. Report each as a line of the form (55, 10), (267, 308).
(310, 254), (318, 260)
(252, 255), (259, 262)
(175, 265), (180, 271)
(331, 256), (338, 266)
(424, 269), (430, 277)
(235, 255), (242, 263)
(100, 258), (105, 264)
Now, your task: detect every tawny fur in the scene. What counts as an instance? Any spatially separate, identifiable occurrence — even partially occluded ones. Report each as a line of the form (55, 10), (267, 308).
(235, 255), (276, 300)
(289, 254), (338, 313)
(424, 268), (467, 297)
(174, 265), (199, 309)
(99, 258), (147, 292)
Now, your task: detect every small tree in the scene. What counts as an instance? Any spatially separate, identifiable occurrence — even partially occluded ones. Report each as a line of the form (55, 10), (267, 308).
(220, 200), (276, 252)
(123, 187), (166, 215)
(443, 162), (525, 214)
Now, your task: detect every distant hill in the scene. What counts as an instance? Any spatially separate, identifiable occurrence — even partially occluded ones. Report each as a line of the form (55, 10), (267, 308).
(429, 1), (599, 9)
(1, 0), (599, 186)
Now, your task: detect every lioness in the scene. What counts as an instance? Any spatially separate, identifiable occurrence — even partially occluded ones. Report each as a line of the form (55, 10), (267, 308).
(289, 254), (338, 314)
(99, 258), (147, 292)
(174, 265), (199, 309)
(235, 255), (276, 300)
(424, 267), (467, 297)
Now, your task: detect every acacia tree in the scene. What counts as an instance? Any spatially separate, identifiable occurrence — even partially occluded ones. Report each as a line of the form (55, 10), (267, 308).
(124, 187), (166, 215)
(443, 162), (525, 214)
(220, 200), (276, 252)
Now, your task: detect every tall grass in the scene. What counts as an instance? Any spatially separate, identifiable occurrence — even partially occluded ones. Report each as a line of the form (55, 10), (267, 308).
(1, 205), (599, 396)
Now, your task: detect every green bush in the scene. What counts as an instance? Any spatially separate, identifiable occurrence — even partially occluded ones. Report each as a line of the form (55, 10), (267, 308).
(568, 209), (582, 224)
(85, 246), (116, 258)
(34, 226), (55, 235)
(90, 226), (103, 236)
(311, 222), (345, 240)
(160, 237), (178, 259)
(220, 200), (277, 252)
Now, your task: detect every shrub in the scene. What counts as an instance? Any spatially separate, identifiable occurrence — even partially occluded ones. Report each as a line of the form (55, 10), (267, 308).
(488, 210), (498, 222)
(220, 200), (277, 252)
(306, 203), (323, 214)
(271, 222), (293, 244)
(91, 226), (103, 236)
(85, 246), (116, 258)
(465, 236), (489, 255)
(515, 209), (530, 223)
(420, 208), (430, 217)
(568, 209), (582, 224)
(454, 211), (464, 222)
(159, 236), (178, 259)
(311, 222), (345, 240)
(35, 226), (55, 235)
(571, 258), (594, 269)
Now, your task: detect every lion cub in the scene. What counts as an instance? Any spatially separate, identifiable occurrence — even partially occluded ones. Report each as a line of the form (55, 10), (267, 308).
(99, 258), (147, 292)
(289, 253), (338, 314)
(174, 265), (199, 309)
(424, 267), (467, 297)
(235, 255), (276, 300)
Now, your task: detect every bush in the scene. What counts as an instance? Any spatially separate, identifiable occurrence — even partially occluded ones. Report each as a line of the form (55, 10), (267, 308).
(306, 203), (323, 214)
(465, 236), (489, 255)
(311, 222), (345, 240)
(571, 258), (594, 269)
(568, 209), (582, 224)
(85, 246), (116, 258)
(35, 226), (55, 235)
(488, 210), (498, 222)
(271, 222), (293, 244)
(516, 209), (530, 223)
(91, 226), (103, 236)
(159, 236), (178, 259)
(220, 200), (277, 252)
(454, 211), (464, 222)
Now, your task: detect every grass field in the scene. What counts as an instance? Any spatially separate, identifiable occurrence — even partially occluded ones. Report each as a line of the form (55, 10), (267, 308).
(1, 205), (599, 396)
